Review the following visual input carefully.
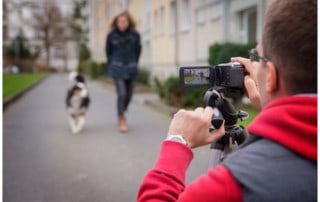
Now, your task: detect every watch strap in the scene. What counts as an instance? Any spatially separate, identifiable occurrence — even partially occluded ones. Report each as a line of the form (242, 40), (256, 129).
(166, 135), (187, 146)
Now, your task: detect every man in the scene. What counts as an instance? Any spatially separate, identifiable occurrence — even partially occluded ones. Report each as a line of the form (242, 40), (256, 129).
(137, 0), (317, 201)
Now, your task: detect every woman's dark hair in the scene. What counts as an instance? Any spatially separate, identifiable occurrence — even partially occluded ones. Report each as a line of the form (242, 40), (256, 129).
(262, 0), (317, 94)
(109, 10), (137, 30)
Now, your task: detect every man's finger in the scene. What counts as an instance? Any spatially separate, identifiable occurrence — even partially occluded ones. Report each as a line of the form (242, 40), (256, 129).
(231, 57), (252, 74)
(203, 107), (214, 119)
(195, 107), (204, 113)
(245, 76), (259, 98)
(244, 76), (261, 108)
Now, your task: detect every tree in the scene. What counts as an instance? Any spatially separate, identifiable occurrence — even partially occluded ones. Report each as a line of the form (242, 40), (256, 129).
(3, 0), (37, 67)
(31, 0), (65, 69)
(69, 0), (91, 71)
(5, 34), (34, 60)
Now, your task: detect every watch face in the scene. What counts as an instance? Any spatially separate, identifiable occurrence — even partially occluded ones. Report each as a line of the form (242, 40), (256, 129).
(166, 135), (187, 145)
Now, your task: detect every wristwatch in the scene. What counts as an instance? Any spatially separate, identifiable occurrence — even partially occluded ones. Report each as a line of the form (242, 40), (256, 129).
(166, 135), (187, 146)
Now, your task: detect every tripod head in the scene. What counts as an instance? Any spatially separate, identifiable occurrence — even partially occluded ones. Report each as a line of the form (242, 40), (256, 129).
(203, 87), (249, 151)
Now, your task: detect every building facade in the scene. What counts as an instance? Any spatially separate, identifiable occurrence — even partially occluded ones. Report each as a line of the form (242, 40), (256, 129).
(89, 0), (275, 80)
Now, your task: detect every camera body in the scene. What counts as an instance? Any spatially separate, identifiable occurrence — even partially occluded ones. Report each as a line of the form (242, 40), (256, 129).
(179, 62), (246, 94)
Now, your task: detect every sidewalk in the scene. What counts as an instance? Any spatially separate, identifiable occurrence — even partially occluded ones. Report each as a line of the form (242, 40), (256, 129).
(133, 93), (178, 116)
(93, 77), (179, 117)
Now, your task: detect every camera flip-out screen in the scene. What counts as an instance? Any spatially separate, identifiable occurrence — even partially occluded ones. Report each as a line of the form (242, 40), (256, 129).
(179, 66), (214, 87)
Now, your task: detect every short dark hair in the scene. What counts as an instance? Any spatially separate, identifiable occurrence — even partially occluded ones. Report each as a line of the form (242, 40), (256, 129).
(262, 0), (317, 94)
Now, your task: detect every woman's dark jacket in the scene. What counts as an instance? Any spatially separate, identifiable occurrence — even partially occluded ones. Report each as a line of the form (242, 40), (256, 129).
(106, 28), (141, 80)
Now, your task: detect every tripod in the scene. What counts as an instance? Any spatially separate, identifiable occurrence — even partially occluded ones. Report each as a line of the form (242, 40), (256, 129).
(203, 87), (249, 168)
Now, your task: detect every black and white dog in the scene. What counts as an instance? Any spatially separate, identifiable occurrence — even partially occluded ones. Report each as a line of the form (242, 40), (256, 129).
(66, 72), (90, 134)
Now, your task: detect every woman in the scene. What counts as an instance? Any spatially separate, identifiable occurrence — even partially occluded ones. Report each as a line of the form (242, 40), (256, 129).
(106, 11), (141, 133)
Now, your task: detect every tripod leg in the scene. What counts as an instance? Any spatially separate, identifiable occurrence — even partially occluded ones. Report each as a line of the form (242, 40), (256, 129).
(221, 145), (234, 159)
(208, 149), (224, 169)
(208, 144), (239, 169)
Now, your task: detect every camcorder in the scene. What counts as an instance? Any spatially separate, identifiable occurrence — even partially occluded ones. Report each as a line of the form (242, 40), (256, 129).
(179, 62), (249, 163)
(179, 62), (247, 95)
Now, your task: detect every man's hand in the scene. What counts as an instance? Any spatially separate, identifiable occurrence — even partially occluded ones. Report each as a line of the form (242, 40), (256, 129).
(167, 107), (225, 149)
(231, 57), (261, 109)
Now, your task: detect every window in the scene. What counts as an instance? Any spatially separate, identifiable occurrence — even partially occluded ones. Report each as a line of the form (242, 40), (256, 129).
(196, 9), (206, 25)
(144, 0), (151, 32)
(181, 0), (190, 31)
(154, 10), (159, 36)
(159, 6), (165, 35)
(239, 7), (257, 43)
(170, 1), (176, 34)
(153, 7), (165, 36)
(54, 45), (65, 58)
(208, 4), (220, 21)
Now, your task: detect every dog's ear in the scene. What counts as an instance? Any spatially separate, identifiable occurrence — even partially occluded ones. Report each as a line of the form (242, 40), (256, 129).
(76, 75), (85, 83)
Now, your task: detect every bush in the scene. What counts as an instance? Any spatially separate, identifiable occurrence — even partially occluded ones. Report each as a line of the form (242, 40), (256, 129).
(154, 77), (165, 99)
(79, 43), (91, 61)
(86, 60), (100, 78)
(77, 63), (83, 73)
(100, 62), (109, 76)
(182, 86), (209, 108)
(155, 76), (208, 108)
(137, 68), (150, 85)
(208, 42), (256, 65)
(5, 35), (33, 59)
(163, 76), (184, 107)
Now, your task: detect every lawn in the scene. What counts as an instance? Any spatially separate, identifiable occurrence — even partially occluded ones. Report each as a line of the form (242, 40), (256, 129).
(184, 76), (195, 83)
(236, 105), (259, 128)
(3, 73), (47, 100)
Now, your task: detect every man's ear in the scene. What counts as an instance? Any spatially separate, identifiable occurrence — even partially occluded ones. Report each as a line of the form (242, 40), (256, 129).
(265, 62), (278, 93)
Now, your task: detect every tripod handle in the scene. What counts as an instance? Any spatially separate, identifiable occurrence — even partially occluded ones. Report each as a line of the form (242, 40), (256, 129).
(211, 108), (224, 129)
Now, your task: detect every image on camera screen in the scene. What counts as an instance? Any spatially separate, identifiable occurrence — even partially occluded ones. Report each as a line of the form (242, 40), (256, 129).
(183, 68), (211, 85)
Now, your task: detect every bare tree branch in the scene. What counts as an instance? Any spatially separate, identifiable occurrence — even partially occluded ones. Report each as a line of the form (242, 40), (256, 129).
(30, 0), (66, 68)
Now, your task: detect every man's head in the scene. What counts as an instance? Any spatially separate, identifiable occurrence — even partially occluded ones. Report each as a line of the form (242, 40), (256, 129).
(260, 0), (316, 96)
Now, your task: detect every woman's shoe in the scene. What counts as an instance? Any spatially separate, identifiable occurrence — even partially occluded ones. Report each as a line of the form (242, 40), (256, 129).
(118, 116), (128, 133)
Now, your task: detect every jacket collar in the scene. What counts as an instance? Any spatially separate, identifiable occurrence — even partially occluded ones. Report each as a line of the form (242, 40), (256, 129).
(248, 95), (317, 161)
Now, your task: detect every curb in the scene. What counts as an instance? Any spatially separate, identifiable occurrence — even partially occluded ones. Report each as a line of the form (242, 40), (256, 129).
(3, 75), (49, 112)
(144, 100), (178, 117)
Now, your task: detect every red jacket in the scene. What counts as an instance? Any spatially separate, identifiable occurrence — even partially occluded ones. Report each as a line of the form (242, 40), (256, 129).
(137, 96), (317, 202)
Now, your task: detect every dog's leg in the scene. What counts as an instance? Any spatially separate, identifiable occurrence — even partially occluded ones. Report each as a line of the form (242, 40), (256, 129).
(75, 115), (85, 133)
(68, 116), (78, 134)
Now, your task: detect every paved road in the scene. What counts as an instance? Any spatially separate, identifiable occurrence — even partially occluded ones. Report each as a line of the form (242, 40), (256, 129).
(3, 74), (213, 202)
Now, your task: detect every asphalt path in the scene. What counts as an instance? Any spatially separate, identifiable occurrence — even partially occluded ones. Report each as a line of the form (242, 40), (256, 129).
(3, 74), (213, 202)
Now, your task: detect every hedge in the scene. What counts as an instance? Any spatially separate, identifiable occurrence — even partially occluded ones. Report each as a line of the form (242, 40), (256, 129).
(86, 60), (101, 78)
(137, 68), (150, 86)
(154, 76), (208, 108)
(208, 42), (256, 65)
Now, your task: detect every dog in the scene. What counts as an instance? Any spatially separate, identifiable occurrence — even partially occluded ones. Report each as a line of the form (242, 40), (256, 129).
(66, 72), (90, 134)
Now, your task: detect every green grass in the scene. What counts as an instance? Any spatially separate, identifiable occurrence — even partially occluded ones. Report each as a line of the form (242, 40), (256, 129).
(3, 73), (47, 100)
(236, 106), (259, 128)
(184, 76), (195, 83)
